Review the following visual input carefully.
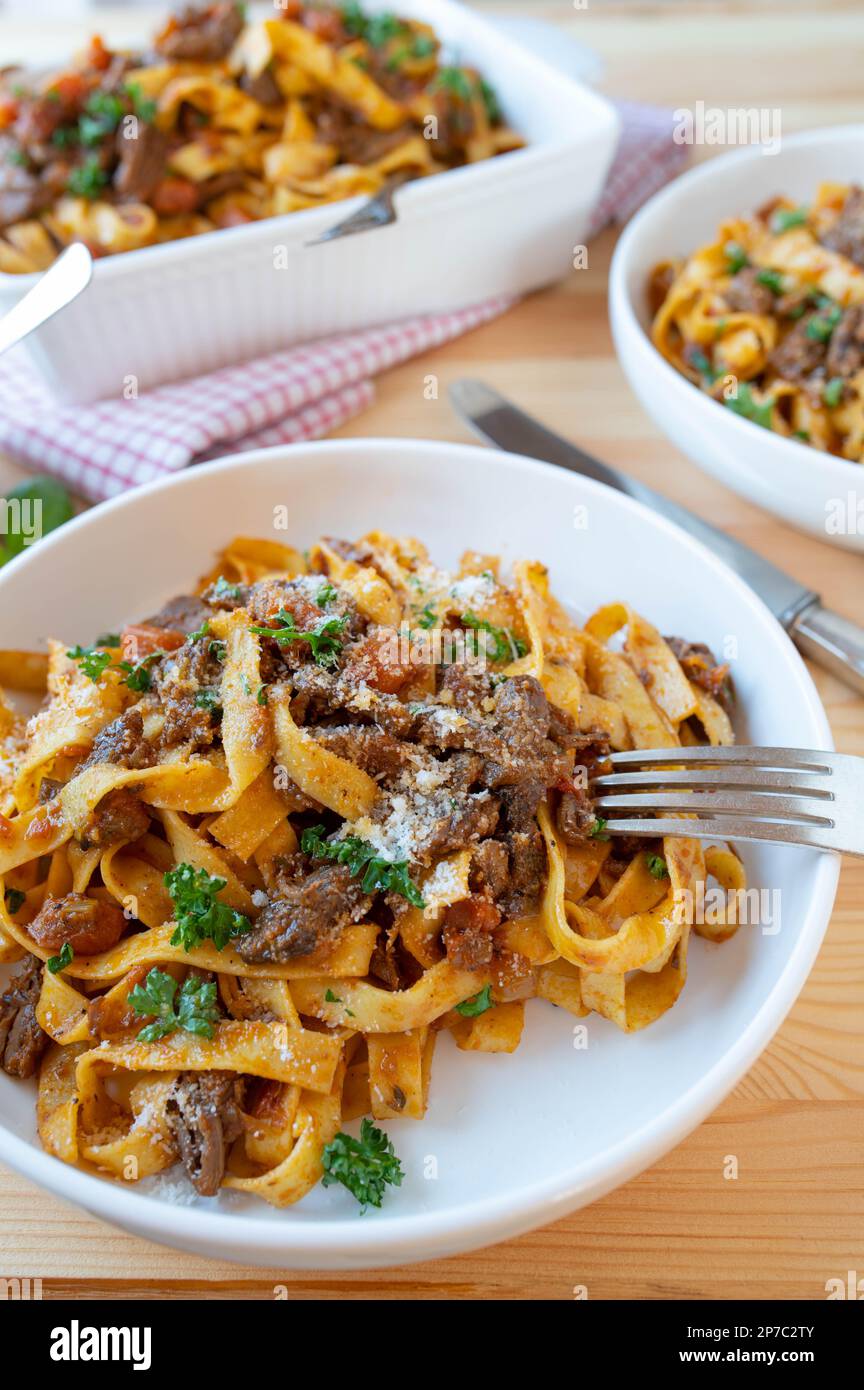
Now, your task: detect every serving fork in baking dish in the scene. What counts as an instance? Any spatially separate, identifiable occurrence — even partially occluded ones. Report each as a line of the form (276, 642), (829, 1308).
(590, 746), (863, 856)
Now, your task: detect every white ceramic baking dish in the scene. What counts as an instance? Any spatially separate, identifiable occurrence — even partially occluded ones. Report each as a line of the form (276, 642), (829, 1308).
(0, 0), (620, 405)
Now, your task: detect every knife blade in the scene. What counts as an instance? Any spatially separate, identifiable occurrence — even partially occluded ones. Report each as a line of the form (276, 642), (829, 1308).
(449, 379), (864, 696)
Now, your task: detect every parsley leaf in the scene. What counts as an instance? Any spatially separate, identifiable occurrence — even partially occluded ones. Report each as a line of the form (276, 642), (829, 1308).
(128, 967), (220, 1043)
(122, 80), (157, 125)
(823, 377), (845, 409)
(771, 205), (809, 233)
(164, 862), (252, 952)
(47, 941), (73, 974)
(805, 300), (843, 343)
(724, 240), (749, 273)
(321, 1118), (404, 1211)
(67, 155), (108, 199)
(461, 611), (526, 663)
(213, 575), (243, 601)
(301, 825), (425, 908)
(724, 382), (775, 430)
(316, 582), (338, 607)
(588, 816), (610, 841)
(4, 887), (25, 916)
(194, 687), (222, 713)
(645, 853), (669, 880)
(416, 602), (438, 629)
(249, 608), (348, 669)
(455, 983), (494, 1017)
(67, 643), (113, 683)
(116, 649), (166, 692)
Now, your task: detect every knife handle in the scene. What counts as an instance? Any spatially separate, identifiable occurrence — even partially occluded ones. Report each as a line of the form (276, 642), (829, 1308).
(790, 601), (864, 696)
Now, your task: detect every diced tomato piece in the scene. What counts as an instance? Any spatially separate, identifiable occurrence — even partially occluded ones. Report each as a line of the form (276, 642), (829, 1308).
(121, 624), (184, 664)
(0, 98), (20, 130)
(86, 35), (112, 71)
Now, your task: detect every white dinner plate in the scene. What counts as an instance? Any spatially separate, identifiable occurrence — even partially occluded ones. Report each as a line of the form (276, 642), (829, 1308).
(0, 440), (839, 1268)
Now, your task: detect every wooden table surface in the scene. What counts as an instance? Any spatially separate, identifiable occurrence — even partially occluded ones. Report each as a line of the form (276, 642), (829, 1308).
(1, 0), (862, 1301)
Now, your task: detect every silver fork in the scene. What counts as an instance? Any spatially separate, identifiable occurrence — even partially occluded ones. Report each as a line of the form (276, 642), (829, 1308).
(590, 746), (862, 856)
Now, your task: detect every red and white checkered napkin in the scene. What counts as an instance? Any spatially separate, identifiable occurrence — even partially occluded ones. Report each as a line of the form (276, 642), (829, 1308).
(0, 101), (687, 503)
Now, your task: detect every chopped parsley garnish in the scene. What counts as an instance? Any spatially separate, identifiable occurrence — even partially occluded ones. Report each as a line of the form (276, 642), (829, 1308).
(645, 853), (669, 880)
(433, 65), (475, 103)
(823, 377), (845, 409)
(186, 620), (210, 643)
(416, 602), (438, 630)
(122, 80), (157, 125)
(94, 632), (120, 648)
(771, 205), (809, 233)
(213, 575), (243, 601)
(724, 382), (775, 430)
(249, 608), (348, 669)
(47, 941), (73, 974)
(67, 155), (108, 199)
(805, 300), (843, 342)
(387, 33), (437, 70)
(67, 643), (113, 683)
(321, 1117), (404, 1211)
(755, 268), (785, 295)
(688, 347), (719, 384)
(7, 148), (29, 167)
(79, 90), (125, 146)
(316, 582), (338, 607)
(128, 967), (220, 1043)
(461, 611), (526, 663)
(793, 429), (810, 442)
(116, 650), (166, 692)
(341, 2), (405, 46)
(194, 687), (222, 714)
(301, 825), (425, 908)
(256, 682), (269, 706)
(724, 240), (749, 273)
(588, 816), (610, 841)
(455, 984), (494, 1017)
(164, 862), (252, 952)
(4, 888), (25, 916)
(324, 988), (343, 1003)
(209, 638), (227, 663)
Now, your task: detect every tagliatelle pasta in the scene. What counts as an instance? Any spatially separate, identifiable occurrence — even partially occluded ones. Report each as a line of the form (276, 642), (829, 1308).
(649, 182), (864, 462)
(0, 531), (746, 1210)
(0, 2), (523, 272)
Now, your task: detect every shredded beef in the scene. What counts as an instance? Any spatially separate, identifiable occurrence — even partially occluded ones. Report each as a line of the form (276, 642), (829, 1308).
(311, 723), (413, 779)
(469, 839), (510, 899)
(442, 895), (501, 971)
(166, 1070), (244, 1196)
(81, 708), (157, 771)
(723, 267), (774, 316)
(664, 635), (734, 713)
(770, 315), (827, 384)
(143, 593), (210, 635)
(0, 954), (48, 1078)
(0, 134), (51, 227)
(556, 789), (597, 846)
(821, 186), (864, 269)
(155, 3), (244, 62)
(152, 634), (223, 750)
(826, 304), (864, 380)
(113, 121), (167, 202)
(79, 788), (150, 848)
(239, 67), (282, 106)
(28, 892), (126, 955)
(236, 864), (371, 963)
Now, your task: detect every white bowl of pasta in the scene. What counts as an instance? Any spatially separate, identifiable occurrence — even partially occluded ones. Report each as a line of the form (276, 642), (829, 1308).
(0, 439), (838, 1268)
(610, 126), (864, 551)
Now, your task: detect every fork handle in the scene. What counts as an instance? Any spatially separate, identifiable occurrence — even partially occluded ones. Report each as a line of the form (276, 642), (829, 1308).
(790, 600), (864, 696)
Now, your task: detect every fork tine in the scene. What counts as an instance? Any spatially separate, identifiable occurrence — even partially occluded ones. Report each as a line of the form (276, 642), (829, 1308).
(593, 790), (836, 826)
(601, 817), (844, 851)
(607, 746), (833, 772)
(592, 767), (835, 797)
